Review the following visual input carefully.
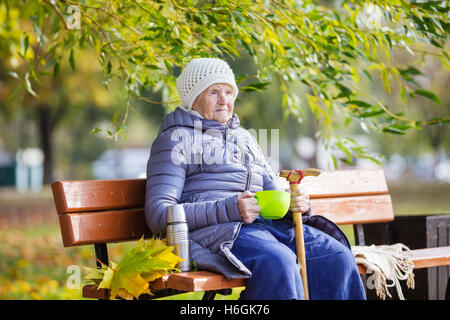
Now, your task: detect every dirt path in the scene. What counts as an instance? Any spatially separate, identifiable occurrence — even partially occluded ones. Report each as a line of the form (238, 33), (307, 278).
(0, 187), (58, 229)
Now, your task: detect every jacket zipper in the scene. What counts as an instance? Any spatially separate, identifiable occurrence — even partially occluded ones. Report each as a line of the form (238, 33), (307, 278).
(219, 222), (252, 276)
(224, 128), (251, 191)
(238, 144), (251, 191)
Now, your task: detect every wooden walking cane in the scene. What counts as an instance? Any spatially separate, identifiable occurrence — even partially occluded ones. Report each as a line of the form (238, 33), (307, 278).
(280, 168), (322, 300)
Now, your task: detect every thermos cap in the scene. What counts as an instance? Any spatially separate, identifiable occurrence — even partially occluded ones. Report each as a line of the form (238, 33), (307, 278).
(166, 204), (187, 224)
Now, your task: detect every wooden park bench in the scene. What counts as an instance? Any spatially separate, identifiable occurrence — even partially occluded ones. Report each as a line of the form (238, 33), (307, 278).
(51, 169), (450, 300)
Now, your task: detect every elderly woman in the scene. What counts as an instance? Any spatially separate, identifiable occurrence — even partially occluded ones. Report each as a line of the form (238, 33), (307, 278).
(145, 58), (366, 300)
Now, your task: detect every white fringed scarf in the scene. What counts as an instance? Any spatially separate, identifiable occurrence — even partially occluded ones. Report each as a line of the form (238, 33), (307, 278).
(352, 243), (415, 300)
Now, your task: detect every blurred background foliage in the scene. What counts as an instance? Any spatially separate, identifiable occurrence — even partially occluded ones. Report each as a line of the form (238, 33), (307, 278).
(0, 0), (449, 181)
(0, 0), (449, 300)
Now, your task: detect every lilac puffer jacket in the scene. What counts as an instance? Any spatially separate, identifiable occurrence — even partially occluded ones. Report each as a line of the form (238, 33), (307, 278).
(145, 107), (350, 279)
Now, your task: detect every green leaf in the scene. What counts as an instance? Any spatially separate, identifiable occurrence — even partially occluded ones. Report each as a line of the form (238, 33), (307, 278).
(24, 72), (37, 97)
(381, 66), (390, 94)
(83, 266), (105, 281)
(20, 34), (29, 57)
(347, 100), (372, 108)
(169, 45), (183, 55)
(164, 59), (173, 74)
(145, 64), (161, 70)
(84, 236), (183, 300)
(438, 56), (450, 71)
(430, 39), (444, 48)
(382, 127), (405, 135)
(400, 86), (407, 105)
(382, 124), (412, 135)
(89, 128), (102, 134)
(112, 112), (118, 126)
(384, 34), (392, 49)
(98, 262), (116, 289)
(240, 40), (256, 56)
(335, 84), (352, 98)
(443, 51), (450, 61)
(331, 154), (338, 169)
(8, 71), (19, 79)
(344, 115), (353, 127)
(399, 66), (421, 77)
(360, 109), (384, 118)
(192, 14), (203, 26)
(421, 117), (450, 126)
(240, 81), (271, 92)
(69, 49), (75, 71)
(9, 83), (23, 101)
(390, 124), (413, 131)
(53, 62), (60, 79)
(414, 89), (442, 104)
(359, 154), (383, 166)
(362, 70), (373, 81)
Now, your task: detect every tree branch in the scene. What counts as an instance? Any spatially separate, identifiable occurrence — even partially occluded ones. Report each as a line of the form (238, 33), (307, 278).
(60, 0), (142, 35)
(44, 0), (68, 30)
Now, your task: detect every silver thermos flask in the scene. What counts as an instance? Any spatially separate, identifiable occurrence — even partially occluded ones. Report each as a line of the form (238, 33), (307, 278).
(166, 204), (191, 272)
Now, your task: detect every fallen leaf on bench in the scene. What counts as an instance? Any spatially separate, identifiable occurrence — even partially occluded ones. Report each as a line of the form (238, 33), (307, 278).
(83, 236), (184, 300)
(98, 262), (116, 289)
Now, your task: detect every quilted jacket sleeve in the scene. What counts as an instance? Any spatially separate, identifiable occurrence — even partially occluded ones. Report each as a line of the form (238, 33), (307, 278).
(144, 131), (243, 236)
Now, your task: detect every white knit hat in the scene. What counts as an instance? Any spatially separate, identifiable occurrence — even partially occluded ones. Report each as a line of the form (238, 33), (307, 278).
(176, 58), (239, 109)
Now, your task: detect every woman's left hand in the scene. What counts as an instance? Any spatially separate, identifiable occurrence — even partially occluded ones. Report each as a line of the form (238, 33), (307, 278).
(288, 187), (310, 214)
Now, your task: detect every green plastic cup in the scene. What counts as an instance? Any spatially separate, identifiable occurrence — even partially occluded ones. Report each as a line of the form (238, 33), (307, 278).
(254, 190), (291, 219)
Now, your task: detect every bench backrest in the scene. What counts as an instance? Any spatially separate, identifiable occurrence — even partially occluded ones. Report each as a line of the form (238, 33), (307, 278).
(51, 169), (394, 247)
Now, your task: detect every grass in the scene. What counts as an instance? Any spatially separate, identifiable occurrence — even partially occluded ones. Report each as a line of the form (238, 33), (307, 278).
(388, 180), (450, 216)
(0, 222), (243, 300)
(0, 180), (448, 300)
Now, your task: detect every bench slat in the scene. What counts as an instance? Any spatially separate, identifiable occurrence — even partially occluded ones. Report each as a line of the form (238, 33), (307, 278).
(51, 169), (389, 215)
(58, 195), (395, 246)
(82, 271), (246, 299)
(357, 246), (450, 273)
(83, 246), (450, 299)
(405, 246), (450, 269)
(301, 169), (389, 198)
(310, 194), (394, 225)
(51, 179), (146, 214)
(58, 209), (152, 247)
(166, 271), (246, 292)
(83, 284), (110, 300)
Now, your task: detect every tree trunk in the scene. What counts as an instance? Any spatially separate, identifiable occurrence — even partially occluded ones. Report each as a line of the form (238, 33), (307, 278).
(427, 125), (445, 181)
(36, 104), (54, 184)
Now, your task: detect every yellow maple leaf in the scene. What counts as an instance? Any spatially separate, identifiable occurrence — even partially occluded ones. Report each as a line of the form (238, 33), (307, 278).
(154, 246), (185, 267)
(84, 236), (185, 299)
(110, 271), (151, 300)
(98, 262), (116, 289)
(141, 270), (168, 283)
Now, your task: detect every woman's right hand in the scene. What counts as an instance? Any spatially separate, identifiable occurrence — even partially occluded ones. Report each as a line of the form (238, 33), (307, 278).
(237, 191), (261, 224)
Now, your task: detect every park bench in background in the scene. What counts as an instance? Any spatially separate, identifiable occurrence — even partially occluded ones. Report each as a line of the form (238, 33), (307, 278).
(51, 169), (450, 300)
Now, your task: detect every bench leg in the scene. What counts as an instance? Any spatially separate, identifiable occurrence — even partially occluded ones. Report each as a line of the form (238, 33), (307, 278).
(353, 224), (369, 297)
(445, 277), (450, 300)
(95, 243), (109, 268)
(202, 291), (217, 300)
(354, 224), (365, 246)
(202, 289), (232, 300)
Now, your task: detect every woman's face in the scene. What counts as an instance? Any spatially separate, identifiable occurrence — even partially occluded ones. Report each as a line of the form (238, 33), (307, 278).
(192, 83), (235, 124)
